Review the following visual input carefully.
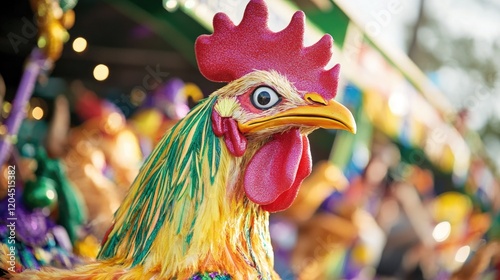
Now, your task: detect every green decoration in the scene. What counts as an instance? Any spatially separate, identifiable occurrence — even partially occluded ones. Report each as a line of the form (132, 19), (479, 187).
(26, 147), (87, 244)
(23, 177), (58, 210)
(59, 0), (78, 12)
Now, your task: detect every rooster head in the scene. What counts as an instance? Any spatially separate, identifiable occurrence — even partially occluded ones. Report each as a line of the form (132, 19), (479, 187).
(196, 0), (356, 212)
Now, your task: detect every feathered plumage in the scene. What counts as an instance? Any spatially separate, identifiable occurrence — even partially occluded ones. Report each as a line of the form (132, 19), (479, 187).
(11, 1), (356, 279)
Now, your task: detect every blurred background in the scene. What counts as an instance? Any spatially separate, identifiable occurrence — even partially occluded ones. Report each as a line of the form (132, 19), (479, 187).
(1, 0), (499, 279)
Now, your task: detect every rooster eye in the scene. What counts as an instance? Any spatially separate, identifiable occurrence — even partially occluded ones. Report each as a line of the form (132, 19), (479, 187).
(251, 86), (281, 110)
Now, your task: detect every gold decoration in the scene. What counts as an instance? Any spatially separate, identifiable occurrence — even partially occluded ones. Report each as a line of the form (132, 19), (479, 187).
(30, 0), (74, 61)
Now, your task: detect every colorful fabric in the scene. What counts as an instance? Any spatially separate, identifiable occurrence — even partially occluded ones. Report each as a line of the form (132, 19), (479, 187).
(190, 272), (231, 280)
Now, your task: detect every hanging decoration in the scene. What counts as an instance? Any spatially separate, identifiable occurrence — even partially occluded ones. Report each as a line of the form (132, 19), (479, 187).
(0, 0), (77, 166)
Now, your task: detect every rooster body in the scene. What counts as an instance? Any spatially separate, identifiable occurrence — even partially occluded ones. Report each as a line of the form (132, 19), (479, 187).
(11, 1), (356, 279)
(14, 72), (302, 279)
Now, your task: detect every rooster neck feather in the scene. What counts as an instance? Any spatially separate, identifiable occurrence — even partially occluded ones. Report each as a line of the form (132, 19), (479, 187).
(97, 97), (275, 279)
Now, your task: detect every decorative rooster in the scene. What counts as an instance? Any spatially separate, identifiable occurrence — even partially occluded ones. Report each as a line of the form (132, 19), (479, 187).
(11, 0), (356, 279)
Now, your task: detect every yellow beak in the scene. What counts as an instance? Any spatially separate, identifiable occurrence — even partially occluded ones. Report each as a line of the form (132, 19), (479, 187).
(238, 93), (357, 134)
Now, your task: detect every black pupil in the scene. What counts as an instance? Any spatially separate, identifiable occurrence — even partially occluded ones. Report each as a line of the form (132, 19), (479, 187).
(257, 91), (271, 105)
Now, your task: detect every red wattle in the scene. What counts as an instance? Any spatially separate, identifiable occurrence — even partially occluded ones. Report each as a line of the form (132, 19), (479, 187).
(211, 110), (247, 157)
(244, 129), (312, 212)
(262, 136), (311, 212)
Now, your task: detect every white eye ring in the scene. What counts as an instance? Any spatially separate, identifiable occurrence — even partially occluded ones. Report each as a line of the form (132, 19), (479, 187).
(251, 86), (281, 110)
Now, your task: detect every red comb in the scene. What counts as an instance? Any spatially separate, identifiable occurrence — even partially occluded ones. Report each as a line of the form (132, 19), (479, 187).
(195, 0), (340, 100)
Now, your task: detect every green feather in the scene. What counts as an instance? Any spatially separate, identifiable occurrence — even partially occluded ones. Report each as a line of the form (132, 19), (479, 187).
(98, 97), (221, 266)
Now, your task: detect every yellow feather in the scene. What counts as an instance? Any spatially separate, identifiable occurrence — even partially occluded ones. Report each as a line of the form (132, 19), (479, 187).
(214, 97), (239, 117)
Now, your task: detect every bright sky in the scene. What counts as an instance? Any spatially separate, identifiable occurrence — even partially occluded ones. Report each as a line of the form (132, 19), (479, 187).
(347, 0), (500, 168)
(344, 0), (421, 51)
(348, 0), (500, 126)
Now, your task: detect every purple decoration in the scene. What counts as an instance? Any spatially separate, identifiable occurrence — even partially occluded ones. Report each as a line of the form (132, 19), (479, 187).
(0, 178), (51, 247)
(0, 161), (80, 270)
(141, 94), (155, 108)
(0, 49), (48, 166)
(14, 207), (51, 247)
(153, 78), (190, 119)
(319, 190), (344, 213)
(155, 78), (184, 104)
(139, 78), (191, 119)
(52, 225), (73, 252)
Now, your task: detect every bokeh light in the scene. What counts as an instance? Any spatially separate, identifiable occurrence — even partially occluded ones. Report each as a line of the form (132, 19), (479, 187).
(72, 37), (87, 53)
(432, 221), (451, 242)
(164, 0), (178, 12)
(93, 64), (109, 81)
(454, 245), (471, 263)
(31, 106), (44, 120)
